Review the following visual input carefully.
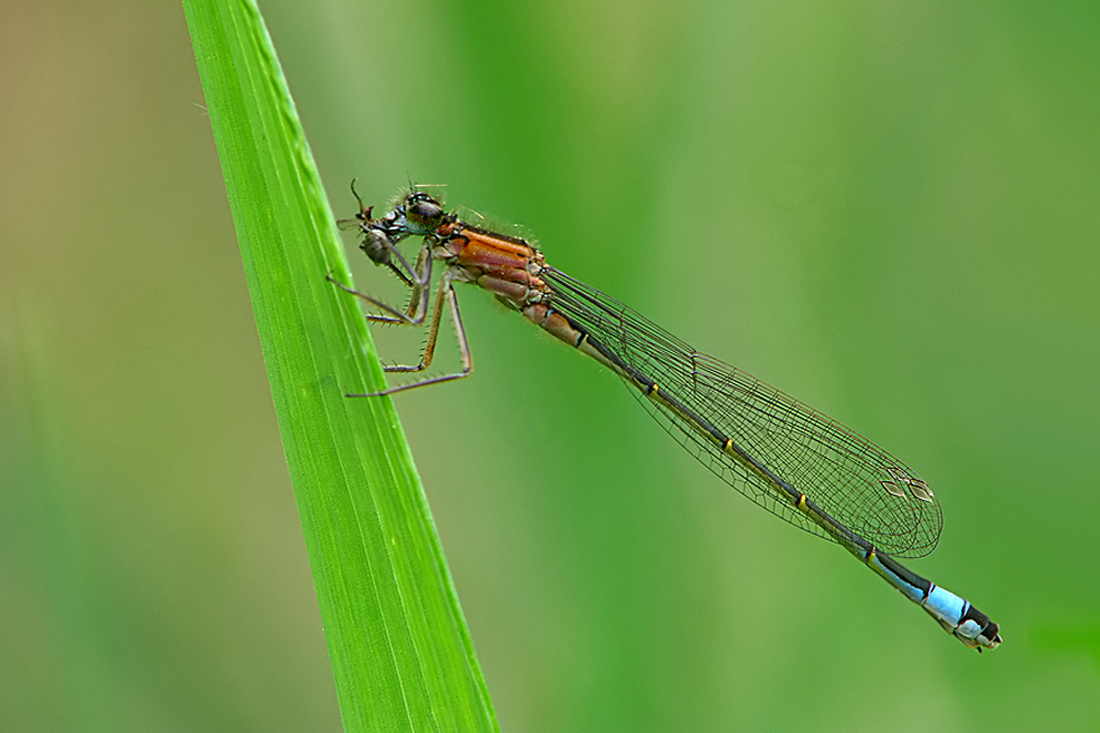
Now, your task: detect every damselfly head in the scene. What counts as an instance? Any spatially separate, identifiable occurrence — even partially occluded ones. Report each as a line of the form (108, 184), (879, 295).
(402, 191), (446, 234)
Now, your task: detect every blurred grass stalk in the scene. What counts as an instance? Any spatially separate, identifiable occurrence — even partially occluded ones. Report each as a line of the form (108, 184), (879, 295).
(181, 1), (498, 730)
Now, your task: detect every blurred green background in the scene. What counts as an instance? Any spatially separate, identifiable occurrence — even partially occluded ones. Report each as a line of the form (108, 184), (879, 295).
(2, 0), (1097, 730)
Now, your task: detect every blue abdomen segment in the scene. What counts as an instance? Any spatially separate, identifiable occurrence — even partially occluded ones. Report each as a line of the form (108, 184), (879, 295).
(868, 549), (1001, 650)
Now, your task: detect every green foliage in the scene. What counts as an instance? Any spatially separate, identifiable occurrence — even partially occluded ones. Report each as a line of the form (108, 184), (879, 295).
(181, 1), (498, 729)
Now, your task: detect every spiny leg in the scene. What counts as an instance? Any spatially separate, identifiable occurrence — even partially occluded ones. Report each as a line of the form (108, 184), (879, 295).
(327, 244), (433, 326)
(376, 246), (433, 324)
(346, 271), (473, 397)
(384, 269), (455, 375)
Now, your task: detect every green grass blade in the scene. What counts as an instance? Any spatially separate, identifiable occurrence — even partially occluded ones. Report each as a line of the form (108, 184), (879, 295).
(181, 1), (498, 730)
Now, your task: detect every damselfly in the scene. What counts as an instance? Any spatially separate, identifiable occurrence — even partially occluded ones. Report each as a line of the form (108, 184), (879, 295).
(331, 183), (1002, 651)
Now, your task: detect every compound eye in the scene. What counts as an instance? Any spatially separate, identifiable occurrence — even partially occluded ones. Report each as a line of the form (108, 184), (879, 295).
(405, 195), (444, 231)
(360, 228), (393, 266)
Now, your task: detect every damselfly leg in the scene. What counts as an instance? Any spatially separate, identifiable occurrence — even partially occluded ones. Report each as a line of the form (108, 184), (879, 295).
(326, 243), (433, 326)
(345, 269), (474, 397)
